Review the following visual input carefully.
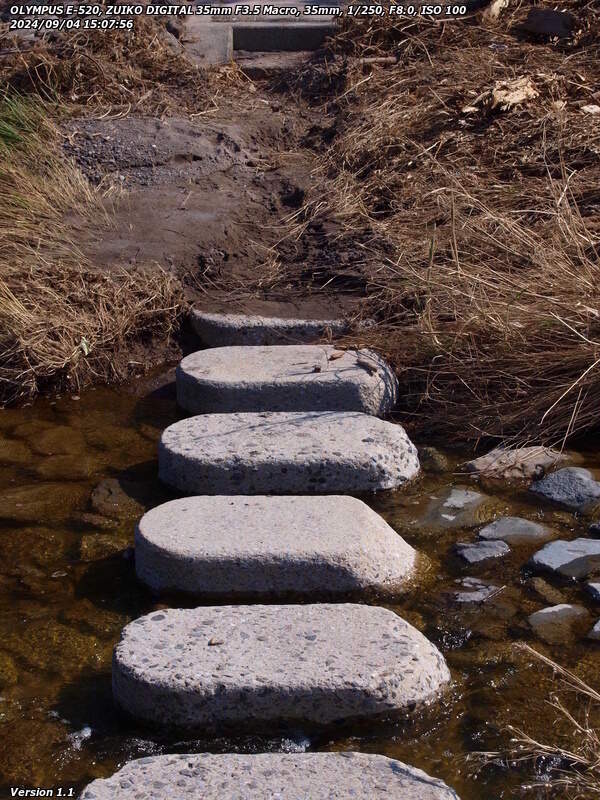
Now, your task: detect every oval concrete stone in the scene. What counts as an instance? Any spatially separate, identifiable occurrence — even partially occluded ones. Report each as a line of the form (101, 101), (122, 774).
(176, 345), (398, 416)
(112, 604), (450, 729)
(80, 752), (461, 800)
(135, 495), (416, 597)
(191, 310), (348, 346)
(158, 411), (419, 495)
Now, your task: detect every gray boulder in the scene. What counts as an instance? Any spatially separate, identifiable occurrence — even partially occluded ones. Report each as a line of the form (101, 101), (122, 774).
(530, 468), (600, 513)
(529, 538), (600, 579)
(478, 516), (552, 546)
(454, 540), (510, 565)
(528, 604), (590, 645)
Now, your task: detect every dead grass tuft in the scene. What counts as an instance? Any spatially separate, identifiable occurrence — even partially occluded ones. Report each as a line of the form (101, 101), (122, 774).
(0, 95), (183, 405)
(267, 4), (600, 445)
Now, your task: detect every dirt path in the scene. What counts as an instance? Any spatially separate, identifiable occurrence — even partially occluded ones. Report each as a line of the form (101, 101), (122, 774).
(63, 76), (361, 323)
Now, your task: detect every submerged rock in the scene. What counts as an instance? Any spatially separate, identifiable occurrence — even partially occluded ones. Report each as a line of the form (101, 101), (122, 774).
(454, 540), (510, 565)
(478, 516), (553, 546)
(0, 651), (18, 689)
(421, 487), (501, 532)
(0, 482), (88, 523)
(528, 577), (567, 606)
(90, 478), (146, 520)
(29, 425), (86, 456)
(0, 436), (33, 465)
(528, 604), (591, 645)
(419, 447), (450, 474)
(529, 538), (600, 579)
(80, 532), (131, 561)
(465, 446), (567, 484)
(530, 468), (600, 513)
(453, 577), (501, 604)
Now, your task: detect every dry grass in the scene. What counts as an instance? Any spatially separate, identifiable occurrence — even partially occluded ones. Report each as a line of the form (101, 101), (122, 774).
(0, 95), (183, 405)
(272, 3), (600, 445)
(0, 15), (213, 115)
(474, 645), (600, 798)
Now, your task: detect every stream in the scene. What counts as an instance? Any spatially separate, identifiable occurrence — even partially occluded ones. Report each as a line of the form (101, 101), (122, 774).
(0, 371), (599, 799)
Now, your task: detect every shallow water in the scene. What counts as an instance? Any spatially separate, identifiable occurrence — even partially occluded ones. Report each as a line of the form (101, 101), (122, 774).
(0, 377), (599, 799)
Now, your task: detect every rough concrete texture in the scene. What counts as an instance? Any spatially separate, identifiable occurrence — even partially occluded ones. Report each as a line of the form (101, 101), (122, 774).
(112, 604), (450, 729)
(176, 345), (398, 416)
(181, 18), (233, 66)
(529, 538), (600, 579)
(158, 411), (420, 495)
(80, 752), (460, 800)
(530, 467), (600, 513)
(232, 22), (336, 52)
(136, 495), (416, 597)
(478, 517), (553, 545)
(190, 310), (348, 346)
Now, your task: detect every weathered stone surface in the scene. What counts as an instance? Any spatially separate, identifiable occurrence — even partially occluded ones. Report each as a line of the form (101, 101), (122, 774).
(465, 446), (568, 483)
(585, 583), (600, 602)
(453, 577), (500, 604)
(80, 752), (460, 800)
(529, 538), (600, 579)
(454, 540), (510, 565)
(158, 411), (419, 495)
(478, 517), (552, 546)
(176, 345), (398, 416)
(530, 468), (600, 513)
(528, 604), (590, 645)
(191, 310), (347, 347)
(135, 495), (415, 597)
(112, 604), (450, 729)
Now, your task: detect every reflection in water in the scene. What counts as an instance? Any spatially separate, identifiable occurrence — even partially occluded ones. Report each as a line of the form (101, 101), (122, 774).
(0, 377), (599, 798)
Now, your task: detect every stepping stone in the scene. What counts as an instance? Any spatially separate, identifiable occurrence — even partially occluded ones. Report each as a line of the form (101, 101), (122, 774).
(112, 604), (450, 729)
(478, 516), (553, 546)
(191, 310), (347, 346)
(530, 467), (600, 513)
(80, 752), (460, 800)
(529, 538), (600, 579)
(135, 495), (416, 597)
(158, 411), (419, 495)
(454, 540), (510, 565)
(176, 345), (398, 416)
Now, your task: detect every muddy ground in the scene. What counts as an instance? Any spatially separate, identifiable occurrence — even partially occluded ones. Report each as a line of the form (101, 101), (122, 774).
(62, 77), (364, 324)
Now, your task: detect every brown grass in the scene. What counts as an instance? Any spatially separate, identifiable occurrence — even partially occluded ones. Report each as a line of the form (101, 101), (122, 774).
(474, 645), (600, 799)
(0, 95), (183, 405)
(269, 3), (600, 446)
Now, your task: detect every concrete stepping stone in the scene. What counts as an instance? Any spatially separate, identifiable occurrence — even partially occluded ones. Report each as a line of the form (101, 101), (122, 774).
(112, 604), (450, 729)
(80, 752), (460, 799)
(176, 345), (398, 416)
(158, 411), (419, 495)
(191, 310), (347, 346)
(135, 495), (416, 597)
(529, 538), (600, 579)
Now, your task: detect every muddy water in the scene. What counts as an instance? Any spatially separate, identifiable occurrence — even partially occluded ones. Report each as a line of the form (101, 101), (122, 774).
(0, 378), (599, 799)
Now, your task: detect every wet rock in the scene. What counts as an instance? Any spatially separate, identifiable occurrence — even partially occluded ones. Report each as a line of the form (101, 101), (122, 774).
(0, 719), (66, 785)
(177, 345), (399, 416)
(29, 425), (86, 456)
(521, 8), (576, 39)
(35, 454), (101, 481)
(80, 532), (131, 561)
(419, 447), (450, 474)
(90, 479), (146, 520)
(421, 487), (500, 532)
(454, 540), (510, 565)
(589, 521), (600, 537)
(478, 517), (553, 546)
(72, 512), (116, 530)
(113, 604), (450, 729)
(81, 752), (461, 800)
(0, 436), (33, 465)
(159, 411), (420, 495)
(60, 600), (125, 638)
(453, 577), (501, 603)
(528, 577), (567, 606)
(0, 650), (18, 689)
(530, 468), (600, 513)
(588, 620), (600, 641)
(528, 604), (590, 645)
(529, 538), (600, 579)
(135, 495), (416, 597)
(0, 527), (71, 570)
(0, 482), (88, 523)
(465, 446), (567, 483)
(585, 583), (600, 603)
